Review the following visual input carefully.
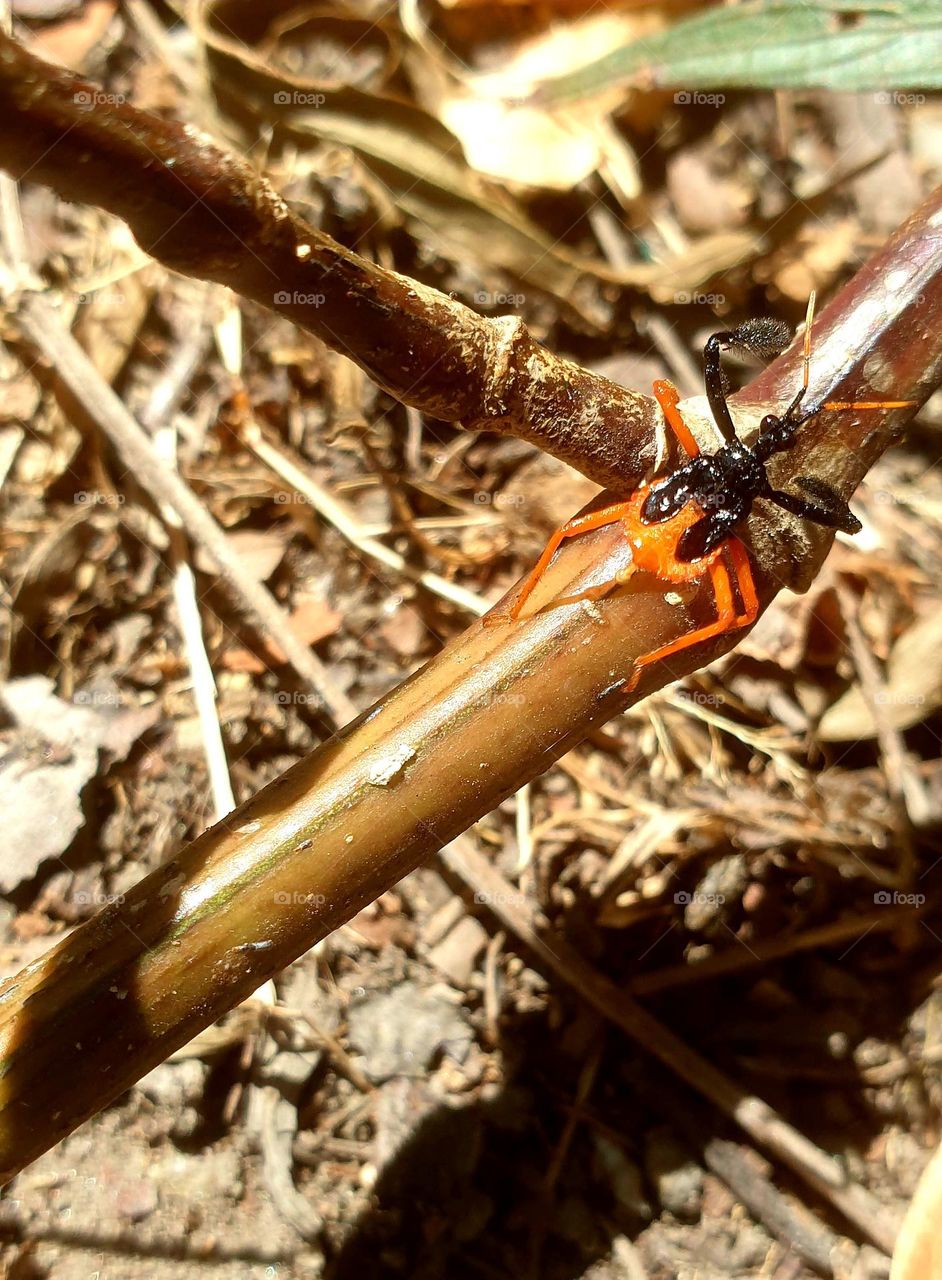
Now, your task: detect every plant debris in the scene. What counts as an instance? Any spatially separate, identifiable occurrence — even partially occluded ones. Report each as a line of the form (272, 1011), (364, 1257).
(0, 4), (940, 1280)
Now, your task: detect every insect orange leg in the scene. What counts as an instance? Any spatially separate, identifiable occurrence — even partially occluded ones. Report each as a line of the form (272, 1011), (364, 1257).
(725, 536), (759, 626)
(499, 502), (633, 624)
(653, 379), (701, 459)
(625, 540), (757, 692)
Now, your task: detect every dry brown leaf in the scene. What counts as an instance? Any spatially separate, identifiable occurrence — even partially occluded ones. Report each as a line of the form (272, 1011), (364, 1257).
(72, 266), (155, 385)
(379, 605), (429, 658)
(29, 0), (117, 66)
(223, 591), (343, 673)
(761, 218), (860, 303)
(501, 452), (602, 538)
(818, 610), (942, 741)
(399, 4), (651, 191)
(195, 0), (759, 319)
(219, 529), (288, 584)
(667, 150), (752, 235)
(285, 591), (344, 646)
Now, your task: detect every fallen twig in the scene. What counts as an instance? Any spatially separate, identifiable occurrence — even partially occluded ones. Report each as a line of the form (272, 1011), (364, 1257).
(0, 30), (660, 492)
(15, 294), (356, 727)
(240, 421), (487, 616)
(440, 836), (901, 1255)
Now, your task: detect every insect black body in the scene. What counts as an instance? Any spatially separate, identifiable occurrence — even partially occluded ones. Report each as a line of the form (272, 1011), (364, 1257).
(641, 318), (861, 563)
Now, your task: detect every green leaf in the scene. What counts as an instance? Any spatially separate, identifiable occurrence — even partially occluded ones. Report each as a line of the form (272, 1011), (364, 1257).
(537, 1), (942, 102)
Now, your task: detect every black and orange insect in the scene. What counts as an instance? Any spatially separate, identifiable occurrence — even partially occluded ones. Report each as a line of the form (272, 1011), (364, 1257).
(503, 295), (912, 690)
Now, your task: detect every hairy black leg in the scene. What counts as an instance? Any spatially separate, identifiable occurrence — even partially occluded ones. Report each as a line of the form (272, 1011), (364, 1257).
(766, 484), (862, 533)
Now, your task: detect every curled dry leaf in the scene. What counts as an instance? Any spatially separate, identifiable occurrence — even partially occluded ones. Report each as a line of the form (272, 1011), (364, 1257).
(400, 1), (651, 193)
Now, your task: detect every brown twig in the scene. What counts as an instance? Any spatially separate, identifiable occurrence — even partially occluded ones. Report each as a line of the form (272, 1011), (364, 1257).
(0, 30), (660, 492)
(629, 906), (922, 996)
(703, 1138), (847, 1273)
(833, 580), (928, 895)
(239, 422), (488, 615)
(439, 837), (900, 1255)
(14, 293), (357, 728)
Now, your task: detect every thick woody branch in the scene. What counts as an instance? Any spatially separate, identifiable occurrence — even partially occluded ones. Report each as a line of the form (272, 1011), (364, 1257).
(0, 30), (658, 491)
